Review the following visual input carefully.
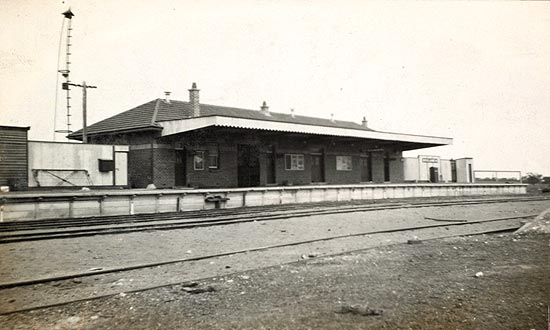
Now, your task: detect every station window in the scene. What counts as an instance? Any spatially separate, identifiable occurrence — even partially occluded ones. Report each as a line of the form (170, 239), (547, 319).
(336, 156), (352, 171)
(194, 151), (205, 170)
(207, 144), (219, 169)
(285, 154), (304, 170)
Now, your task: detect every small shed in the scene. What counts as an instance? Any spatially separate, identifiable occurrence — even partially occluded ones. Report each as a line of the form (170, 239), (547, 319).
(0, 125), (30, 191)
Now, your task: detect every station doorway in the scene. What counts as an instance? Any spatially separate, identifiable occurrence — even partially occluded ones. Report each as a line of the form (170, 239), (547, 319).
(311, 154), (325, 183)
(383, 155), (391, 182)
(429, 166), (439, 183)
(360, 155), (372, 182)
(174, 149), (186, 186)
(238, 144), (260, 187)
(266, 146), (276, 184)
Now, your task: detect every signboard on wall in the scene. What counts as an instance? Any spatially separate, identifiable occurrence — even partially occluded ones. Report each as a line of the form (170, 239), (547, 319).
(421, 157), (439, 163)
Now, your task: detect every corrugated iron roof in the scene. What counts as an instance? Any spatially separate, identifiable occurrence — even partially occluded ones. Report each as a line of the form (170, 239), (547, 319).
(68, 99), (374, 138)
(158, 116), (452, 147)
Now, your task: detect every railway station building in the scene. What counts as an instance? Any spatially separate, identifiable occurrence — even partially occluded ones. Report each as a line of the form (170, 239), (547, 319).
(68, 83), (452, 189)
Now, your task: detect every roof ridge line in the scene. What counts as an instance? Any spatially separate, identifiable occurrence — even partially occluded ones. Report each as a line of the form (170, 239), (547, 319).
(167, 99), (361, 124)
(151, 98), (161, 124)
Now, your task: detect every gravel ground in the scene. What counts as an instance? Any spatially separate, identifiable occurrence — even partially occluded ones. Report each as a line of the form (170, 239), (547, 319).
(1, 200), (549, 329)
(1, 232), (549, 330)
(0, 217), (523, 314)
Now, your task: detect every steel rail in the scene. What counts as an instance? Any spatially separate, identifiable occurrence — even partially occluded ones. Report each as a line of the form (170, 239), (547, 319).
(0, 200), (544, 244)
(2, 196), (546, 233)
(1, 196), (545, 232)
(0, 197), (546, 244)
(0, 216), (528, 316)
(0, 200), (412, 230)
(1, 195), (544, 228)
(0, 203), (411, 239)
(0, 201), (406, 231)
(0, 213), (533, 290)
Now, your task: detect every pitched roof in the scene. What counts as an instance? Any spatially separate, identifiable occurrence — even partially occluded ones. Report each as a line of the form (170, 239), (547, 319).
(69, 99), (374, 138)
(69, 99), (162, 137)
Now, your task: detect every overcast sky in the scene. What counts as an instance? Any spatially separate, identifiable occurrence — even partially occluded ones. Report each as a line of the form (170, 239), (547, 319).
(1, 0), (549, 175)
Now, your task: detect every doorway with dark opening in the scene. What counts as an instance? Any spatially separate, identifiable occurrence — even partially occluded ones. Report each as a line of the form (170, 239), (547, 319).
(311, 153), (325, 183)
(266, 145), (276, 184)
(384, 155), (391, 182)
(174, 149), (187, 187)
(238, 144), (260, 187)
(360, 154), (372, 182)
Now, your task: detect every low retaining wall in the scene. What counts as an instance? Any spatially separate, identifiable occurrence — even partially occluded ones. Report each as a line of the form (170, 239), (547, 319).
(0, 183), (527, 222)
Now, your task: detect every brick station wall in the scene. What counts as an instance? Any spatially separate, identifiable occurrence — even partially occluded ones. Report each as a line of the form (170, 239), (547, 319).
(85, 128), (406, 188)
(159, 131), (405, 188)
(128, 148), (152, 188)
(184, 144), (238, 188)
(152, 147), (175, 188)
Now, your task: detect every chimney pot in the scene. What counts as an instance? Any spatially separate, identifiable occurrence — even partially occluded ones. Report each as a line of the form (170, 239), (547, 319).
(261, 101), (270, 116)
(290, 108), (295, 118)
(330, 113), (335, 122)
(164, 91), (171, 103)
(189, 83), (200, 117)
(362, 116), (368, 127)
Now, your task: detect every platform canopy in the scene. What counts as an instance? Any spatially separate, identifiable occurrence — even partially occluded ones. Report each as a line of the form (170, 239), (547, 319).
(157, 116), (452, 150)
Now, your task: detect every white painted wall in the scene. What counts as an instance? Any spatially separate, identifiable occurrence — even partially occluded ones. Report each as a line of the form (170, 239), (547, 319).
(417, 155), (440, 182)
(456, 158), (474, 183)
(28, 141), (129, 187)
(440, 159), (452, 182)
(114, 149), (128, 186)
(404, 156), (470, 183)
(403, 158), (419, 182)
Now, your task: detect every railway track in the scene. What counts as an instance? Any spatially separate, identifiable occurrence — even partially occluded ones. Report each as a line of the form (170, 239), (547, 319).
(0, 195), (547, 244)
(0, 212), (534, 316)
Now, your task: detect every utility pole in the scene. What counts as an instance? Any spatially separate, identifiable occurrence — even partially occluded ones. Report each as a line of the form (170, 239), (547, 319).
(64, 81), (97, 143)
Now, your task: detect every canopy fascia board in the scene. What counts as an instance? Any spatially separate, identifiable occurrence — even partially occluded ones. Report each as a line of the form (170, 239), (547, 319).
(157, 116), (452, 146)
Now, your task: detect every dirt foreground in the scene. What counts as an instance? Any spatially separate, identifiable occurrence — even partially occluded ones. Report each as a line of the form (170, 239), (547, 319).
(2, 231), (549, 330)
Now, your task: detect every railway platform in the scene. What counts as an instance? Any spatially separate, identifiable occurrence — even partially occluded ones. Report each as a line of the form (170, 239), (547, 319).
(0, 183), (527, 221)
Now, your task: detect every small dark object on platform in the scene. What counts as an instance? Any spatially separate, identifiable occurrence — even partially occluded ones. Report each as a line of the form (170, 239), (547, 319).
(204, 195), (230, 209)
(204, 195), (229, 202)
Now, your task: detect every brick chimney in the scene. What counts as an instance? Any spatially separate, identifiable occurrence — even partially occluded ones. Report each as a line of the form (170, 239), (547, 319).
(189, 82), (200, 117)
(362, 116), (368, 127)
(164, 91), (171, 104)
(261, 101), (270, 116)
